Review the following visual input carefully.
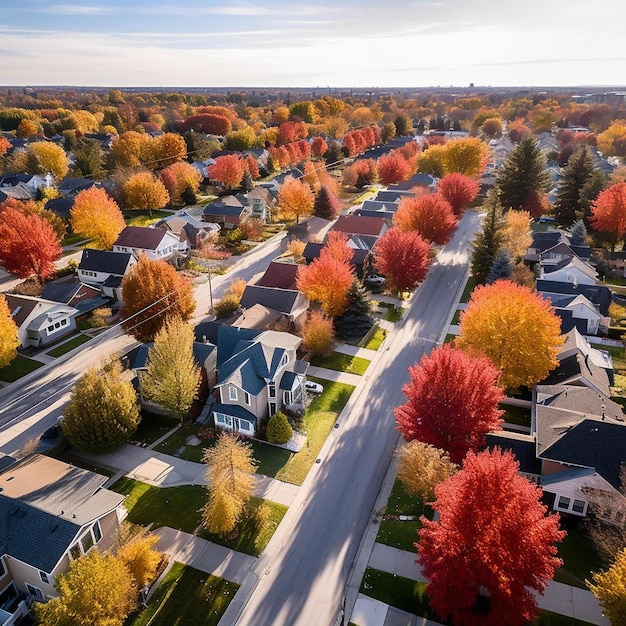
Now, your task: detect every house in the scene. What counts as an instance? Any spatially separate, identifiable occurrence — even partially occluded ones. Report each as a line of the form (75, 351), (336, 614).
(540, 292), (610, 336)
(302, 241), (370, 277)
(330, 215), (389, 240)
(540, 350), (612, 398)
(155, 215), (220, 251)
(539, 256), (599, 286)
(0, 173), (47, 196)
(525, 230), (591, 266)
(0, 455), (124, 610)
(239, 285), (309, 326)
(535, 279), (612, 317)
(202, 199), (251, 228)
(212, 327), (308, 436)
(232, 304), (285, 330)
(57, 178), (97, 199)
(77, 249), (136, 301)
(113, 226), (184, 263)
(256, 261), (300, 290)
(41, 279), (109, 316)
(388, 173), (437, 192)
(0, 183), (34, 203)
(5, 294), (78, 348)
(374, 189), (416, 204)
(44, 197), (74, 221)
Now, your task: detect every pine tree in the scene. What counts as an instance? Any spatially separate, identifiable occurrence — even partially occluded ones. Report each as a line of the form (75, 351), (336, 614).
(266, 411), (293, 444)
(140, 316), (201, 424)
(471, 191), (504, 283)
(569, 219), (588, 247)
(325, 142), (344, 166)
(497, 137), (550, 211)
(554, 146), (603, 227)
(334, 280), (374, 341)
(486, 249), (513, 284)
(313, 185), (341, 220)
(240, 169), (253, 192)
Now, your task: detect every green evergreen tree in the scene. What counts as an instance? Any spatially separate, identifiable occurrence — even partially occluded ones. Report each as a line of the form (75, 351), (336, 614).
(496, 137), (550, 211)
(71, 138), (105, 180)
(471, 191), (504, 284)
(266, 411), (293, 444)
(181, 185), (197, 206)
(335, 280), (375, 341)
(554, 147), (603, 227)
(313, 185), (341, 220)
(325, 142), (344, 166)
(240, 170), (253, 192)
(394, 114), (413, 137)
(569, 219), (588, 247)
(486, 249), (513, 284)
(580, 169), (606, 223)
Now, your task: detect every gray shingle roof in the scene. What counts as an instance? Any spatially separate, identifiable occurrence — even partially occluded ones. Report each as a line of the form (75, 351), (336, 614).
(239, 285), (304, 316)
(79, 248), (134, 275)
(211, 403), (257, 426)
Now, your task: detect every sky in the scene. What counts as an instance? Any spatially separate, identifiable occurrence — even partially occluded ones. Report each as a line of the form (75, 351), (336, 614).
(2, 0), (626, 88)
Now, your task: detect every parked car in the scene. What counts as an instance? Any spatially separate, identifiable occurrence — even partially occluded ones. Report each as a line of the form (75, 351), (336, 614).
(364, 274), (385, 285)
(305, 381), (323, 395)
(41, 416), (63, 440)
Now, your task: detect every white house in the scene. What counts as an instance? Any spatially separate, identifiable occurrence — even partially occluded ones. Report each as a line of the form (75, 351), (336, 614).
(539, 256), (598, 286)
(112, 226), (184, 262)
(77, 249), (136, 301)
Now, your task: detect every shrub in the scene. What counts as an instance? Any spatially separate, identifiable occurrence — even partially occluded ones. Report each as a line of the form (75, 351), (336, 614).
(213, 293), (241, 319)
(90, 307), (112, 327)
(266, 411), (293, 444)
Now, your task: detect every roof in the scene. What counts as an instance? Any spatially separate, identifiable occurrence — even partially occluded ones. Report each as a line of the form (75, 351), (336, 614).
(5, 293), (40, 328)
(130, 341), (215, 370)
(58, 177), (96, 193)
(0, 455), (124, 572)
(558, 328), (613, 371)
(485, 432), (542, 476)
(542, 256), (598, 281)
(194, 321), (222, 346)
(216, 325), (261, 367)
(540, 352), (611, 398)
(232, 304), (284, 330)
(360, 199), (399, 213)
(79, 248), (134, 275)
(388, 173), (436, 189)
(211, 403), (258, 426)
(239, 285), (306, 316)
(45, 197), (74, 219)
(535, 280), (612, 316)
(113, 226), (172, 251)
(374, 189), (416, 203)
(302, 241), (369, 265)
(42, 281), (101, 305)
(202, 203), (247, 218)
(332, 215), (387, 237)
(257, 261), (300, 290)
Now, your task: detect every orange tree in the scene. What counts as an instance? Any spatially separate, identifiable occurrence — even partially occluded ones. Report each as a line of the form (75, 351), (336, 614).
(70, 187), (126, 249)
(394, 193), (457, 245)
(590, 182), (626, 250)
(277, 178), (314, 223)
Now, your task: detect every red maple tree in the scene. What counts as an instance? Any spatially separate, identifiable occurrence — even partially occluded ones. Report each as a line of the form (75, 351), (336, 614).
(207, 155), (244, 190)
(591, 182), (626, 249)
(394, 193), (457, 245)
(418, 448), (565, 626)
(377, 151), (411, 185)
(180, 113), (231, 135)
(373, 227), (430, 292)
(395, 343), (504, 463)
(438, 173), (479, 216)
(311, 136), (328, 158)
(0, 207), (62, 281)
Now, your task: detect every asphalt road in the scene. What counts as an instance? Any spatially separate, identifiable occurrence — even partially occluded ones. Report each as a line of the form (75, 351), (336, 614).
(230, 210), (483, 626)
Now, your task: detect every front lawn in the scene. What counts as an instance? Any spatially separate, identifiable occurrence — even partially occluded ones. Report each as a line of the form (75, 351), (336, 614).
(124, 209), (172, 227)
(451, 308), (462, 325)
(154, 423), (210, 463)
(126, 562), (238, 626)
(310, 351), (370, 375)
(45, 334), (91, 357)
(0, 355), (44, 382)
(376, 480), (427, 552)
(362, 327), (386, 351)
(110, 477), (205, 534)
(251, 378), (354, 485)
(460, 275), (480, 304)
(61, 232), (90, 247)
(131, 411), (177, 447)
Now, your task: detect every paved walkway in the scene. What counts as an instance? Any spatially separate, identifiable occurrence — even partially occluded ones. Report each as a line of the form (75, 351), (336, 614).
(75, 443), (299, 508)
(306, 365), (363, 386)
(335, 342), (378, 360)
(154, 527), (256, 585)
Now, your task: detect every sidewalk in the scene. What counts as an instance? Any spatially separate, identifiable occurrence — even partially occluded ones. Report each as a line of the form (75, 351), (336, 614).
(335, 342), (378, 360)
(75, 443), (299, 508)
(306, 365), (363, 386)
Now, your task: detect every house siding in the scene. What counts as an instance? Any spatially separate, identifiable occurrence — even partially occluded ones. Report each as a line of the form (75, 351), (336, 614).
(5, 557), (57, 600)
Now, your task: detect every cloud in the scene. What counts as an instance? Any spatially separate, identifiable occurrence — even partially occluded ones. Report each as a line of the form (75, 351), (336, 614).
(47, 4), (109, 14)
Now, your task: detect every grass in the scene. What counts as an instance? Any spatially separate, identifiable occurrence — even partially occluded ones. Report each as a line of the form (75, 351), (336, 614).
(124, 209), (172, 227)
(154, 423), (209, 463)
(384, 306), (403, 322)
(362, 327), (386, 351)
(376, 480), (427, 552)
(131, 411), (177, 447)
(126, 562), (238, 626)
(0, 355), (44, 382)
(251, 378), (354, 485)
(444, 333), (457, 344)
(45, 334), (91, 357)
(61, 232), (90, 247)
(197, 496), (287, 557)
(76, 317), (96, 331)
(501, 403), (531, 427)
(360, 568), (595, 626)
(310, 351), (370, 375)
(460, 275), (480, 304)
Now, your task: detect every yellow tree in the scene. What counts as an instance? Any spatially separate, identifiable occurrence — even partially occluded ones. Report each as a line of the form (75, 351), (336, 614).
(202, 432), (257, 536)
(444, 137), (488, 177)
(588, 548), (626, 625)
(277, 178), (314, 223)
(116, 532), (163, 589)
(33, 550), (136, 626)
(396, 440), (456, 503)
(456, 280), (563, 392)
(16, 118), (38, 138)
(598, 120), (626, 158)
(25, 141), (69, 180)
(417, 144), (448, 178)
(0, 295), (19, 368)
(122, 170), (170, 216)
(70, 187), (126, 249)
(301, 310), (335, 356)
(108, 131), (151, 169)
(501, 210), (532, 262)
(151, 132), (187, 168)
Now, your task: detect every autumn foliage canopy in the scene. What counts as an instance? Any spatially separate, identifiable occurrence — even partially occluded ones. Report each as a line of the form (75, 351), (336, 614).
(70, 187), (126, 249)
(418, 448), (565, 626)
(438, 173), (479, 215)
(395, 343), (504, 463)
(590, 182), (626, 246)
(394, 193), (457, 245)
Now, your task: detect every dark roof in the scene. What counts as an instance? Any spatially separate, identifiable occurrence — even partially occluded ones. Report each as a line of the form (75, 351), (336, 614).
(5, 294), (39, 328)
(130, 341), (215, 369)
(374, 190), (416, 203)
(540, 352), (611, 397)
(114, 226), (168, 251)
(239, 285), (303, 316)
(360, 199), (399, 213)
(79, 248), (134, 275)
(42, 281), (101, 305)
(0, 496), (80, 572)
(485, 433), (542, 476)
(388, 173), (436, 189)
(58, 177), (96, 193)
(532, 230), (566, 252)
(194, 321), (222, 346)
(302, 241), (368, 266)
(211, 403), (257, 426)
(202, 204), (247, 218)
(279, 370), (298, 390)
(218, 340), (285, 393)
(257, 261), (300, 290)
(44, 197), (74, 219)
(554, 310), (589, 335)
(535, 280), (612, 316)
(216, 325), (261, 367)
(332, 215), (387, 237)
(102, 275), (123, 288)
(354, 209), (396, 220)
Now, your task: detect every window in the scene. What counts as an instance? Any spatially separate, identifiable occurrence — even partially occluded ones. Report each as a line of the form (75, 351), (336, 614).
(268, 382), (276, 398)
(280, 353), (289, 368)
(0, 559), (5, 579)
(25, 584), (43, 601)
(69, 544), (81, 560)
(81, 532), (94, 553)
(572, 500), (586, 514)
(556, 496), (571, 510)
(216, 414), (225, 425)
(243, 392), (250, 405)
(283, 391), (292, 405)
(228, 386), (238, 401)
(92, 521), (102, 543)
(39, 571), (50, 584)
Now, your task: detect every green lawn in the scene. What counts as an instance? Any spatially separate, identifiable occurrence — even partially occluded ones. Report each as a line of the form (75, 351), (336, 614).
(376, 480), (427, 552)
(61, 232), (90, 247)
(45, 334), (91, 357)
(131, 411), (177, 447)
(310, 352), (370, 375)
(251, 378), (355, 485)
(501, 403), (531, 428)
(384, 306), (403, 322)
(444, 334), (457, 344)
(126, 562), (238, 626)
(154, 423), (209, 463)
(124, 209), (172, 227)
(451, 308), (462, 325)
(110, 477), (205, 534)
(362, 327), (386, 351)
(76, 317), (96, 331)
(0, 355), (44, 382)
(360, 568), (595, 626)
(460, 275), (480, 303)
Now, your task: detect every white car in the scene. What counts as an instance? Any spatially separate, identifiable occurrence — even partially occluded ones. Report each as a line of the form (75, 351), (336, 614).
(305, 381), (324, 395)
(364, 274), (385, 285)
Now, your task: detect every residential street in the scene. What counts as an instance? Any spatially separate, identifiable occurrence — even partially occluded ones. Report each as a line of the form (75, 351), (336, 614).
(224, 211), (483, 626)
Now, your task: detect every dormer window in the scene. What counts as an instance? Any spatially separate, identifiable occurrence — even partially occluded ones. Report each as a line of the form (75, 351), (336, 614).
(229, 386), (238, 401)
(280, 353), (289, 368)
